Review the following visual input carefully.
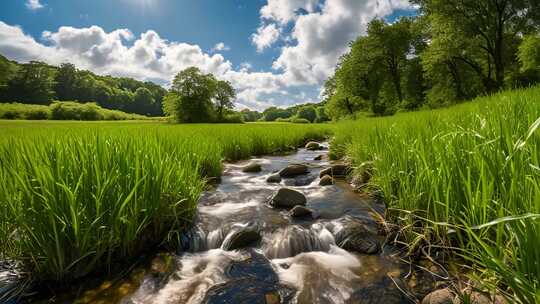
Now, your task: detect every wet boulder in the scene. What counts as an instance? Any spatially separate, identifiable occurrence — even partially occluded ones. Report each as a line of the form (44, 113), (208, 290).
(267, 174), (282, 183)
(314, 154), (324, 161)
(279, 164), (308, 177)
(319, 175), (334, 186)
(222, 227), (261, 250)
(205, 250), (296, 304)
(319, 164), (352, 178)
(334, 218), (381, 254)
(422, 288), (455, 304)
(305, 142), (323, 151)
(242, 162), (262, 173)
(289, 205), (313, 218)
(269, 188), (307, 209)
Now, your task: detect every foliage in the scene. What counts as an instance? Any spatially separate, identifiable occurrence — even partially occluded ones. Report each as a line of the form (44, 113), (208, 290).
(214, 80), (236, 120)
(332, 86), (540, 303)
(240, 109), (263, 122)
(262, 106), (293, 121)
(0, 55), (167, 116)
(296, 105), (317, 122)
(518, 34), (540, 72)
(0, 102), (147, 121)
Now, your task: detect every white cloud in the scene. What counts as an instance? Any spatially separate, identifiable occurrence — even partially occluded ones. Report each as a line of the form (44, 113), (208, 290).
(271, 0), (414, 85)
(0, 1), (415, 111)
(25, 0), (44, 10)
(211, 42), (230, 52)
(251, 23), (280, 53)
(260, 0), (320, 24)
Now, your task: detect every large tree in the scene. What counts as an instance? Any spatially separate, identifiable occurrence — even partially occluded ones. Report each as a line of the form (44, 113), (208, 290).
(214, 80), (236, 120)
(6, 61), (55, 104)
(54, 63), (78, 101)
(164, 67), (217, 123)
(414, 0), (540, 91)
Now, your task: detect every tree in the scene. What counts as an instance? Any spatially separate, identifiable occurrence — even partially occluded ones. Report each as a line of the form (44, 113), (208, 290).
(131, 87), (155, 114)
(315, 107), (330, 123)
(367, 18), (414, 103)
(262, 107), (293, 121)
(518, 34), (540, 72)
(6, 61), (55, 104)
(296, 106), (317, 122)
(164, 67), (216, 123)
(214, 80), (236, 120)
(241, 109), (262, 122)
(413, 0), (540, 91)
(54, 63), (78, 101)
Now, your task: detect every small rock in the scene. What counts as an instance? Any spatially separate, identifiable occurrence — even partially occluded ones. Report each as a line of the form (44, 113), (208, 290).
(305, 141), (323, 150)
(242, 162), (262, 173)
(289, 205), (313, 218)
(335, 218), (381, 254)
(266, 174), (282, 183)
(222, 228), (261, 250)
(269, 188), (307, 209)
(279, 164), (308, 177)
(314, 154), (324, 161)
(319, 164), (351, 178)
(319, 175), (334, 186)
(422, 288), (455, 304)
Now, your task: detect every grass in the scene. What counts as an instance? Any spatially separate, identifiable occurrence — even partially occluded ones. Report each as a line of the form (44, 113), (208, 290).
(0, 102), (150, 120)
(332, 86), (540, 303)
(0, 121), (331, 291)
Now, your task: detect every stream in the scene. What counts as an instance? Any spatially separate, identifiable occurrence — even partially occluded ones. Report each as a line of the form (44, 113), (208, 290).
(7, 143), (445, 304)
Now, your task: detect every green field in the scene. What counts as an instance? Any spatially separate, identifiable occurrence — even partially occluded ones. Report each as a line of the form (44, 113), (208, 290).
(1, 87), (539, 302)
(0, 121), (331, 283)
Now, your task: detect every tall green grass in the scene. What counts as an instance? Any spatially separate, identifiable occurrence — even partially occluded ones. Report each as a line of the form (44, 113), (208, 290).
(332, 87), (540, 303)
(0, 122), (330, 285)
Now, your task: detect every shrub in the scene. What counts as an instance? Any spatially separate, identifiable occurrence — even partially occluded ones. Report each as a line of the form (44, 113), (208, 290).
(291, 117), (310, 123)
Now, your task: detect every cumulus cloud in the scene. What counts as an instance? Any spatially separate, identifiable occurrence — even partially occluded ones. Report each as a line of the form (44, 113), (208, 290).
(26, 0), (44, 10)
(251, 24), (280, 53)
(0, 21), (282, 110)
(255, 0), (414, 85)
(0, 1), (415, 110)
(211, 42), (230, 52)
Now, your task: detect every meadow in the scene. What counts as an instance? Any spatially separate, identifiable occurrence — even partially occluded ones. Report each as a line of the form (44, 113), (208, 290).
(0, 121), (331, 287)
(332, 87), (540, 303)
(1, 86), (539, 303)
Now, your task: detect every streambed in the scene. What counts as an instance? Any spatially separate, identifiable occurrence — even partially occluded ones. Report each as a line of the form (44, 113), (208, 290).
(17, 143), (445, 303)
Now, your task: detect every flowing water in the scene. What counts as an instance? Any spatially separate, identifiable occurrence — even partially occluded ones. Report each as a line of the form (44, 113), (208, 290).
(8, 144), (445, 303)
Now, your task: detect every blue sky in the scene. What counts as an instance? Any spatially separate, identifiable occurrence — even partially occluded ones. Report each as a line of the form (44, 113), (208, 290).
(0, 0), (416, 110)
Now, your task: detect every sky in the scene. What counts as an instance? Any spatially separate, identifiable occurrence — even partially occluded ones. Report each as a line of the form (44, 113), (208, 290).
(0, 0), (417, 111)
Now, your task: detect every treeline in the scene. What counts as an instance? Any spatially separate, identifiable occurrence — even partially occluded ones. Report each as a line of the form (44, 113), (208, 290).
(324, 0), (540, 119)
(0, 55), (166, 116)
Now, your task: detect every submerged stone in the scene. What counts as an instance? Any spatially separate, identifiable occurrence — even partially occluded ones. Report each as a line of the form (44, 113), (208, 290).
(305, 142), (323, 151)
(267, 174), (282, 183)
(289, 205), (313, 218)
(279, 164), (308, 177)
(242, 162), (262, 173)
(269, 188), (307, 209)
(319, 164), (352, 178)
(222, 228), (261, 250)
(334, 218), (381, 254)
(319, 175), (334, 186)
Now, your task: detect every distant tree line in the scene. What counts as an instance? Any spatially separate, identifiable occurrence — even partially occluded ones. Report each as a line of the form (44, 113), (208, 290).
(324, 0), (540, 120)
(0, 55), (166, 116)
